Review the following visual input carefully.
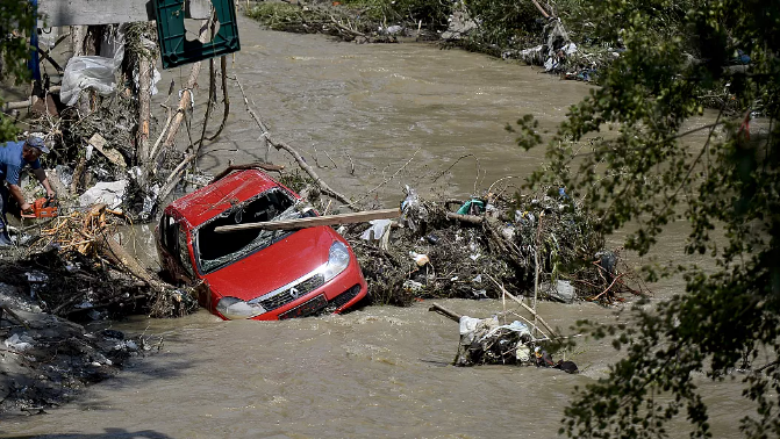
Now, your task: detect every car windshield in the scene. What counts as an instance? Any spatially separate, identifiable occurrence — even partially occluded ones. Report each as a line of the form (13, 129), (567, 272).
(194, 188), (303, 274)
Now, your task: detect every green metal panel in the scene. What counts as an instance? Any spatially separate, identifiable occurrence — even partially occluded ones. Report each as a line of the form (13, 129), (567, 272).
(155, 0), (241, 69)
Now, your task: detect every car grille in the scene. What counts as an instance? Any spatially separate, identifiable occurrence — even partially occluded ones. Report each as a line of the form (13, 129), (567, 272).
(257, 274), (325, 311)
(328, 284), (362, 310)
(279, 294), (328, 320)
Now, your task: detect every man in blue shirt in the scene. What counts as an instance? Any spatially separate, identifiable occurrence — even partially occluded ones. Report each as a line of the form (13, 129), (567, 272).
(0, 136), (56, 245)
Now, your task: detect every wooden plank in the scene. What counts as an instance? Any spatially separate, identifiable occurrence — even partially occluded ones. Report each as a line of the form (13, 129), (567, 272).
(38, 0), (211, 27)
(214, 208), (402, 233)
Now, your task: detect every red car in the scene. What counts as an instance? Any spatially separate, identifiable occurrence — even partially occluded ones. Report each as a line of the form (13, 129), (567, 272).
(155, 169), (368, 320)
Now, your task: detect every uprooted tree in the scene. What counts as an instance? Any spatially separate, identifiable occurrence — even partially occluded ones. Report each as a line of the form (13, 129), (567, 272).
(515, 0), (780, 437)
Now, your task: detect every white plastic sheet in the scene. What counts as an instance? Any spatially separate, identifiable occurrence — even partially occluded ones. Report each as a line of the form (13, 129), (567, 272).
(60, 27), (126, 106)
(79, 180), (128, 209)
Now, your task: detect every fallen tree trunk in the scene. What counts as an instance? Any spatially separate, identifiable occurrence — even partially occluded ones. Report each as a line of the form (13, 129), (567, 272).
(214, 208), (401, 233)
(429, 302), (462, 323)
(96, 232), (169, 291)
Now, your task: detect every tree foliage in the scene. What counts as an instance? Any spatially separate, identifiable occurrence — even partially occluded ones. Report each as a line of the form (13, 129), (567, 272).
(0, 0), (35, 141)
(517, 0), (780, 437)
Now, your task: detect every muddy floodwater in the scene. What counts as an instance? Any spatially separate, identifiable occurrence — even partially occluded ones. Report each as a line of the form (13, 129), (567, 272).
(2, 16), (746, 439)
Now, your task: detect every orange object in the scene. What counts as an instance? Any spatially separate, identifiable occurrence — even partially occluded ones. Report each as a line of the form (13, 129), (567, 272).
(22, 197), (59, 219)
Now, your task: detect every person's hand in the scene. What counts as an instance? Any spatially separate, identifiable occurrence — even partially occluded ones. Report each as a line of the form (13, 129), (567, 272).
(46, 189), (56, 199)
(20, 202), (31, 212)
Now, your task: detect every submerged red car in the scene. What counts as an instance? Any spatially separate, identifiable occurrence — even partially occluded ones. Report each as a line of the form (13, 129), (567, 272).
(155, 169), (368, 320)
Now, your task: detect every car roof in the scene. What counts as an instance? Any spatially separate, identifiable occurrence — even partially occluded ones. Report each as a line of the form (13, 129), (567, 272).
(165, 169), (284, 227)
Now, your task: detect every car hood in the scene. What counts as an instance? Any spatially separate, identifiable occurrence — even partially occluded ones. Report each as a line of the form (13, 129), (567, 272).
(202, 227), (337, 301)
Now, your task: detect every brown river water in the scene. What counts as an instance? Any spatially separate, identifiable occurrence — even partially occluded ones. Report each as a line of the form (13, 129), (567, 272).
(1, 15), (748, 439)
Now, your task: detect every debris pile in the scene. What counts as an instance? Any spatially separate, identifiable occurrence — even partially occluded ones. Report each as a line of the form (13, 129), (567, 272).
(0, 280), (160, 414)
(1, 204), (196, 320)
(430, 302), (579, 373)
(344, 187), (644, 306)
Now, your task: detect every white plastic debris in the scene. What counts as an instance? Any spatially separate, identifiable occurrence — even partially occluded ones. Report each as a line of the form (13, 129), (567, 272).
(26, 272), (48, 283)
(79, 180), (128, 209)
(360, 219), (392, 241)
(562, 42), (578, 55)
(4, 333), (34, 352)
(548, 280), (576, 303)
(379, 25), (404, 35)
(401, 186), (428, 233)
(403, 280), (423, 292)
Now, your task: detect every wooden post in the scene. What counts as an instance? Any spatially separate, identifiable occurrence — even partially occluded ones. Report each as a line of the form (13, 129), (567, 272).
(214, 208), (401, 233)
(137, 55), (152, 162)
(532, 214), (543, 337)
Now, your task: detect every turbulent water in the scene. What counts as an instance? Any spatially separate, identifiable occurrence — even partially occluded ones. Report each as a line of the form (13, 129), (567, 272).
(1, 15), (747, 439)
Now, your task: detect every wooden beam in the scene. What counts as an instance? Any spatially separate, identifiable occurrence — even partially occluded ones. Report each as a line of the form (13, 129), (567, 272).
(38, 0), (211, 27)
(214, 208), (401, 233)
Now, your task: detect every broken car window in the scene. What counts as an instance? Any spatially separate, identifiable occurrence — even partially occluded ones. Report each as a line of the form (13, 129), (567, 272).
(194, 188), (303, 274)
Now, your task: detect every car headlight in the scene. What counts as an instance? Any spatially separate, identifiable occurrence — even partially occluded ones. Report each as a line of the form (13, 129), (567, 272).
(322, 241), (350, 281)
(216, 296), (267, 320)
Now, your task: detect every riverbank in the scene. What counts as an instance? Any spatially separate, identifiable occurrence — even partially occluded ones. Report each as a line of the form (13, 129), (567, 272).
(0, 278), (157, 415)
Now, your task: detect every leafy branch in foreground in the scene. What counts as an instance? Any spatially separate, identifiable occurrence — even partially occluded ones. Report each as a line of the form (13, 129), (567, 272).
(0, 0), (35, 141)
(518, 0), (780, 438)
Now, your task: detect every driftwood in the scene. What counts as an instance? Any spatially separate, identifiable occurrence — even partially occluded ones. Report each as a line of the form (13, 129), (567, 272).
(214, 208), (401, 233)
(195, 57), (216, 152)
(231, 74), (360, 211)
(487, 274), (558, 338)
(268, 139), (359, 211)
(0, 305), (31, 330)
(96, 232), (168, 291)
(446, 212), (483, 224)
(206, 56), (230, 141)
(136, 54), (153, 162)
(530, 0), (552, 19)
(162, 19), (211, 148)
(429, 302), (462, 323)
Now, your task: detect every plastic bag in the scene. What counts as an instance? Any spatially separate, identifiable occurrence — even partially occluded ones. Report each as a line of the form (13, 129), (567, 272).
(360, 219), (392, 241)
(60, 27), (125, 106)
(401, 186), (428, 233)
(61, 57), (120, 106)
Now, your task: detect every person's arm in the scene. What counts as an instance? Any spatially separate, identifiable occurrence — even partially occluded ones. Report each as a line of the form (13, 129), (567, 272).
(32, 168), (55, 198)
(5, 165), (30, 211)
(8, 184), (30, 211)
